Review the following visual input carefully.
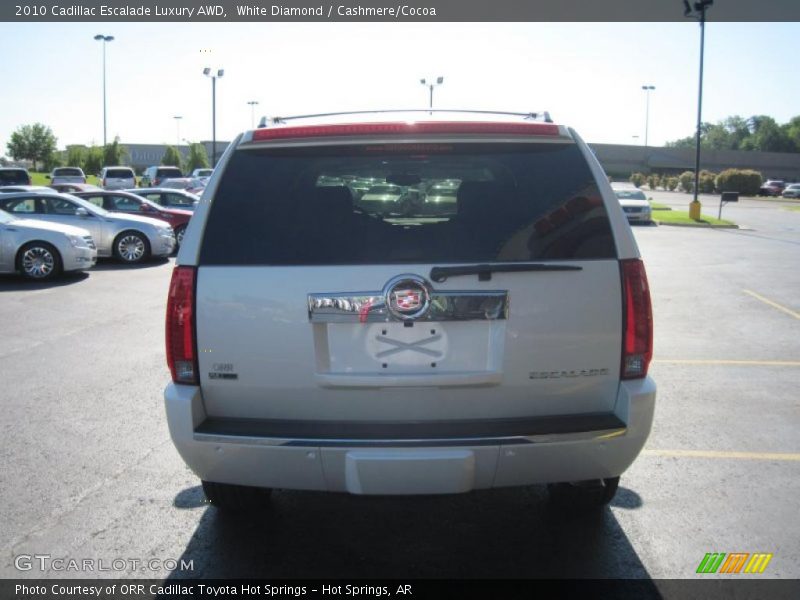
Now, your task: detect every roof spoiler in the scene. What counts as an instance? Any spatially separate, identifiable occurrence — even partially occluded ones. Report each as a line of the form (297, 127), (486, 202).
(257, 109), (553, 129)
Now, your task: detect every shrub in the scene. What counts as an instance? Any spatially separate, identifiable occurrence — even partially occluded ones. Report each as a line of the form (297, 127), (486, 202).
(629, 172), (646, 188)
(666, 176), (679, 191)
(679, 171), (695, 193)
(699, 170), (717, 193)
(647, 173), (660, 190)
(715, 169), (763, 196)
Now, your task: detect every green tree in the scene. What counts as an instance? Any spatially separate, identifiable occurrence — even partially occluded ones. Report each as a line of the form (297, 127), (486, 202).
(65, 146), (87, 170)
(103, 137), (126, 166)
(161, 145), (183, 169)
(6, 123), (58, 171)
(185, 143), (210, 172)
(84, 146), (104, 175)
(742, 116), (795, 152)
(782, 116), (800, 151)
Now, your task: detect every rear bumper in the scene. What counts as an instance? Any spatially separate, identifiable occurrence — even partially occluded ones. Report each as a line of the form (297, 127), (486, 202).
(164, 378), (656, 495)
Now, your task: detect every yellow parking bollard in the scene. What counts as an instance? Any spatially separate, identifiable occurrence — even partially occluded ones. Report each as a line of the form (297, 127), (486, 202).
(689, 200), (702, 220)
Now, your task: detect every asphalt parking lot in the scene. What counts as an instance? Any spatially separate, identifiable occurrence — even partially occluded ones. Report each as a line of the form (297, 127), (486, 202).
(1, 195), (798, 581)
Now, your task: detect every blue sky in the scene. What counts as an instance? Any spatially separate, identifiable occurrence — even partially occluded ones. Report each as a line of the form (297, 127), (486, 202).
(1, 22), (799, 153)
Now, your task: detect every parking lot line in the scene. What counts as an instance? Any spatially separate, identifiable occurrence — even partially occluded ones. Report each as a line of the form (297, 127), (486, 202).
(643, 449), (800, 461)
(743, 289), (800, 320)
(654, 359), (800, 366)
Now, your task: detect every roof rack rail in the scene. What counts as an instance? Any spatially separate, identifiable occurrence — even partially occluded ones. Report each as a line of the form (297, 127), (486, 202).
(257, 109), (553, 128)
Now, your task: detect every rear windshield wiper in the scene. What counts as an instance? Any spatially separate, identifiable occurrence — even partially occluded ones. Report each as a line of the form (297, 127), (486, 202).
(430, 263), (582, 283)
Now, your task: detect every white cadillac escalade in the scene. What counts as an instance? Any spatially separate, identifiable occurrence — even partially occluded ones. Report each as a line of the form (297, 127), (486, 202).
(164, 111), (655, 511)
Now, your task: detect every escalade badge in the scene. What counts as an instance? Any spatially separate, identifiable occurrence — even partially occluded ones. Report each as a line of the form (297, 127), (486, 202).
(385, 275), (431, 320)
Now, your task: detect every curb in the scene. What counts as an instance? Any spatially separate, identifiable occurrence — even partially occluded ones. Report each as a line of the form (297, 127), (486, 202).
(653, 221), (739, 229)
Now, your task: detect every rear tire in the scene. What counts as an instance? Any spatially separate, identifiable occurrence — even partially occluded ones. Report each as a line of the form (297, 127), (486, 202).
(201, 480), (272, 512)
(547, 476), (619, 509)
(17, 242), (63, 281)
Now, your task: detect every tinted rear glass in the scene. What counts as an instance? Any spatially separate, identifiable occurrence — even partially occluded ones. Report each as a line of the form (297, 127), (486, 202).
(200, 142), (616, 265)
(106, 169), (134, 178)
(0, 170), (28, 185)
(54, 168), (83, 176)
(158, 168), (183, 177)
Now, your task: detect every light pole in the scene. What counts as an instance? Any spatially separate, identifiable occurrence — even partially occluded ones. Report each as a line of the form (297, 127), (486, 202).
(684, 0), (714, 220)
(419, 76), (444, 111)
(93, 34), (114, 148)
(641, 85), (655, 148)
(247, 100), (259, 129)
(203, 67), (224, 167)
(173, 116), (182, 147)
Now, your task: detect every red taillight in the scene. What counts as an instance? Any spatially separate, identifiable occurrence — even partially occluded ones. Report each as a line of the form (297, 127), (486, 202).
(251, 121), (560, 142)
(621, 259), (653, 380)
(166, 266), (198, 385)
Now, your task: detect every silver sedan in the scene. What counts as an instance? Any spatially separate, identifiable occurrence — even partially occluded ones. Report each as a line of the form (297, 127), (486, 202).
(0, 192), (175, 263)
(0, 208), (97, 280)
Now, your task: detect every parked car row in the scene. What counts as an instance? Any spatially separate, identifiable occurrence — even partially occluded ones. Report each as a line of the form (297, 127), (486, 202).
(0, 166), (213, 194)
(0, 187), (187, 281)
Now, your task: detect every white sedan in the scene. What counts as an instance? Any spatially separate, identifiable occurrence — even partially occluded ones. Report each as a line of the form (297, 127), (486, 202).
(0, 208), (97, 280)
(612, 187), (652, 224)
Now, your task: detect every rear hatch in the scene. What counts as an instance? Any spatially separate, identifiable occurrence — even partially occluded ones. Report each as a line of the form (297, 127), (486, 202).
(194, 126), (623, 425)
(104, 168), (135, 188)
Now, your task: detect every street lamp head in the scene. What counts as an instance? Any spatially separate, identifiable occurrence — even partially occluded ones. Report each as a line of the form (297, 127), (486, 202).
(94, 34), (104, 40)
(217, 69), (224, 78)
(436, 76), (444, 84)
(94, 34), (113, 41)
(203, 67), (211, 76)
(105, 36), (114, 42)
(420, 78), (427, 85)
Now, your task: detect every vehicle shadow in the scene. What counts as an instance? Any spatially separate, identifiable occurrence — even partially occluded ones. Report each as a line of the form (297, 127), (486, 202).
(0, 271), (89, 292)
(90, 257), (172, 271)
(165, 484), (657, 581)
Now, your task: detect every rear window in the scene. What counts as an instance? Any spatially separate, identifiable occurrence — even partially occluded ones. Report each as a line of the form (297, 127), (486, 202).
(158, 168), (183, 177)
(200, 142), (616, 265)
(106, 168), (134, 178)
(0, 170), (29, 185)
(53, 168), (83, 176)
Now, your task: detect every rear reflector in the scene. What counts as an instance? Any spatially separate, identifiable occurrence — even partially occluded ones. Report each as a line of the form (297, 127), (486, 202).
(166, 266), (198, 385)
(621, 259), (653, 380)
(252, 121), (561, 141)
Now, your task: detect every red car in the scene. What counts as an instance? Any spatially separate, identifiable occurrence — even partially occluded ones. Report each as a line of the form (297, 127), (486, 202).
(73, 190), (193, 247)
(759, 180), (786, 197)
(49, 183), (103, 194)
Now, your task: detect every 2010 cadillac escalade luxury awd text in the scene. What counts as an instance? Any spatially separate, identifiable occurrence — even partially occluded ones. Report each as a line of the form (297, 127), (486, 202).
(164, 111), (655, 510)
